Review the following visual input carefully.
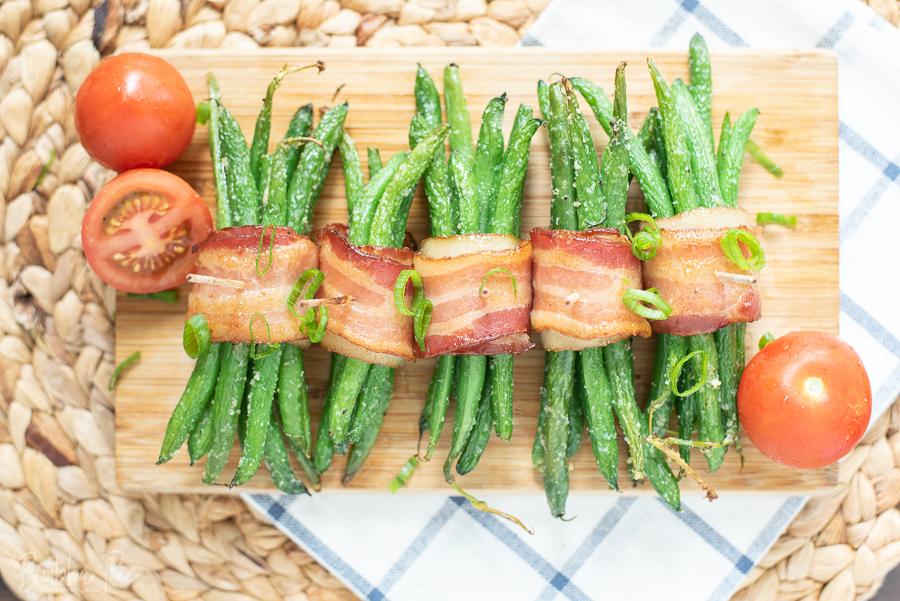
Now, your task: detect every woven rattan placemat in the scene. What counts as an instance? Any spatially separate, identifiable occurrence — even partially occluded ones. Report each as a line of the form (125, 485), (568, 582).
(1, 1), (898, 600)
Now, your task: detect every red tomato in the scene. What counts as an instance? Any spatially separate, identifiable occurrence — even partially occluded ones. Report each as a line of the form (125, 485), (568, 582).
(74, 53), (196, 172)
(738, 331), (871, 469)
(82, 169), (213, 293)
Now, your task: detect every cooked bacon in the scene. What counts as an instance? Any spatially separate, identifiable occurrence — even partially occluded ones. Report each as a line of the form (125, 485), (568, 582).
(642, 206), (762, 336)
(530, 227), (651, 351)
(187, 225), (318, 345)
(413, 234), (533, 358)
(317, 227), (415, 367)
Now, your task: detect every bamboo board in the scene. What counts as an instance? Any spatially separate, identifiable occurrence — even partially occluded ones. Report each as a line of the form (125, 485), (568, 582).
(115, 48), (839, 494)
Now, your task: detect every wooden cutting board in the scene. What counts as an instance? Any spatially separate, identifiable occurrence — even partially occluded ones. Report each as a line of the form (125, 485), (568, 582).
(115, 48), (839, 495)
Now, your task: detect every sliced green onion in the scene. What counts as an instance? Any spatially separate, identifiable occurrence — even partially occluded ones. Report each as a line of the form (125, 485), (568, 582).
(251, 343), (281, 360)
(479, 267), (517, 299)
(413, 300), (433, 352)
(301, 307), (328, 344)
(249, 312), (272, 346)
(128, 289), (179, 303)
(287, 269), (325, 323)
(388, 456), (420, 493)
(34, 149), (56, 188)
(669, 350), (708, 398)
(183, 314), (211, 359)
(256, 224), (277, 276)
(625, 213), (662, 261)
(196, 102), (211, 125)
(756, 212), (797, 226)
(394, 270), (424, 317)
(720, 229), (766, 271)
(745, 139), (783, 178)
(109, 352), (140, 391)
(622, 287), (672, 320)
(759, 332), (775, 350)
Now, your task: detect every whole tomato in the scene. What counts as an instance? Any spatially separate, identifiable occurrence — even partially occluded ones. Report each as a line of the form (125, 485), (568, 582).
(75, 53), (195, 172)
(738, 331), (871, 469)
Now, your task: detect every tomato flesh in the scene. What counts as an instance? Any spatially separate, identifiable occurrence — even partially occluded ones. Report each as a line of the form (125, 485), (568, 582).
(738, 331), (871, 469)
(82, 170), (212, 293)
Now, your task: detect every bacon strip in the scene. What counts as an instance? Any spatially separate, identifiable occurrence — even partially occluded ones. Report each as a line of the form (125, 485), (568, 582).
(317, 228), (415, 368)
(530, 227), (651, 351)
(413, 234), (533, 358)
(642, 206), (762, 336)
(187, 225), (318, 345)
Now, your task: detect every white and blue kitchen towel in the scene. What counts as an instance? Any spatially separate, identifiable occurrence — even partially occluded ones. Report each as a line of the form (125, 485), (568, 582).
(244, 1), (900, 599)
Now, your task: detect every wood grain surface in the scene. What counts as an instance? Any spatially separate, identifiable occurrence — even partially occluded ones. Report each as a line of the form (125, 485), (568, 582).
(115, 48), (839, 495)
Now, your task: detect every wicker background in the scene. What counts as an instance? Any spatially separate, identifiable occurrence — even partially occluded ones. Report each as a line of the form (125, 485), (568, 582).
(0, 1), (898, 600)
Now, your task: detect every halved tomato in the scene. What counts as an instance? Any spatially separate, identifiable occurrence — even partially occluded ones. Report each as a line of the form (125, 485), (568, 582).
(82, 169), (213, 293)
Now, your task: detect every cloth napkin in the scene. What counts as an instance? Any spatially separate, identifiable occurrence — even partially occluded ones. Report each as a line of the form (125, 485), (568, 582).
(243, 1), (900, 599)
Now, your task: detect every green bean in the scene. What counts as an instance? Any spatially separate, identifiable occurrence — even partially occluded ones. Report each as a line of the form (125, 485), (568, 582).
(600, 66), (629, 234)
(445, 355), (487, 471)
(338, 130), (365, 217)
(327, 358), (371, 446)
(715, 326), (739, 443)
(717, 112), (732, 175)
(344, 369), (394, 484)
(511, 105), (541, 238)
(203, 342), (251, 484)
(367, 147), (383, 180)
(232, 345), (283, 486)
(672, 80), (724, 208)
(653, 108), (669, 188)
(264, 413), (309, 495)
(542, 350), (574, 518)
(690, 334), (726, 471)
(415, 64), (442, 129)
(569, 77), (674, 219)
(369, 124), (449, 246)
(474, 94), (508, 232)
(261, 139), (301, 226)
(220, 107), (260, 226)
(745, 139), (783, 178)
(411, 113), (457, 238)
(567, 361), (585, 460)
(284, 433), (321, 491)
(537, 79), (551, 120)
(425, 355), (457, 460)
(277, 344), (311, 456)
(159, 343), (222, 463)
(688, 33), (714, 153)
(603, 341), (644, 478)
(491, 113), (541, 236)
(637, 109), (657, 150)
(565, 86), (604, 230)
(187, 403), (213, 465)
(641, 434), (681, 510)
(548, 81), (579, 230)
(314, 354), (346, 474)
(489, 354), (514, 442)
(457, 373), (493, 475)
(351, 151), (408, 245)
(532, 354), (551, 471)
(675, 359), (697, 466)
(208, 101), (232, 229)
(647, 334), (688, 437)
(287, 102), (349, 234)
(347, 365), (394, 444)
(647, 59), (699, 214)
(735, 323), (747, 382)
(284, 104), (314, 185)
(579, 347), (618, 489)
(390, 184), (418, 248)
(717, 108), (759, 206)
(443, 64), (473, 163)
(449, 150), (479, 234)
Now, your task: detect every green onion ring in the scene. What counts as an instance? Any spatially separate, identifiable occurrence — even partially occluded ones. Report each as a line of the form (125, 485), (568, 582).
(287, 269), (325, 323)
(479, 267), (517, 300)
(256, 224), (277, 276)
(413, 300), (433, 352)
(669, 350), (709, 398)
(622, 287), (672, 320)
(388, 455), (420, 493)
(301, 307), (328, 344)
(756, 212), (797, 226)
(758, 332), (775, 350)
(249, 312), (272, 346)
(183, 314), (211, 359)
(196, 101), (211, 125)
(109, 351), (140, 391)
(394, 270), (424, 317)
(720, 228), (766, 271)
(625, 213), (662, 261)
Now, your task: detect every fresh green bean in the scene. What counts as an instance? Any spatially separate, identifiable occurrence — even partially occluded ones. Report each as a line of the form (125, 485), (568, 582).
(718, 112), (732, 174)
(367, 147), (383, 180)
(647, 59), (699, 214)
(537, 79), (551, 120)
(444, 64), (474, 163)
(735, 323), (747, 382)
(567, 362), (585, 460)
(688, 33), (714, 153)
(232, 345), (283, 486)
(457, 374), (493, 475)
(566, 85), (604, 229)
(187, 403), (213, 465)
(344, 369), (394, 484)
(287, 102), (349, 234)
(264, 413), (309, 495)
(347, 365), (394, 444)
(677, 374), (698, 467)
(642, 433), (681, 510)
(672, 80), (724, 208)
(715, 325), (739, 443)
(474, 94), (508, 232)
(415, 64), (443, 130)
(647, 334), (688, 437)
(411, 113), (457, 238)
(338, 130), (365, 217)
(532, 355), (551, 471)
(579, 347), (618, 489)
(745, 139), (783, 178)
(637, 109), (657, 150)
(327, 358), (371, 446)
(284, 432), (321, 491)
(351, 151), (408, 244)
(220, 107), (260, 226)
(445, 355), (487, 472)
(284, 104), (314, 185)
(203, 342), (251, 484)
(653, 107), (669, 188)
(314, 353), (346, 474)
(690, 334), (726, 471)
(503, 106), (541, 238)
(717, 108), (759, 206)
(449, 150), (479, 234)
(489, 354), (514, 442)
(159, 343), (222, 463)
(277, 344), (311, 456)
(542, 350), (574, 518)
(548, 81), (579, 230)
(260, 139), (299, 226)
(600, 66), (629, 234)
(569, 77), (673, 219)
(208, 100), (232, 229)
(425, 355), (457, 460)
(603, 342), (645, 478)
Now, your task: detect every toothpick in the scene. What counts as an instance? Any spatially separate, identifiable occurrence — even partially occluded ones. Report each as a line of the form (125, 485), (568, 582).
(715, 271), (757, 285)
(297, 296), (353, 309)
(187, 274), (246, 289)
(564, 291), (580, 306)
